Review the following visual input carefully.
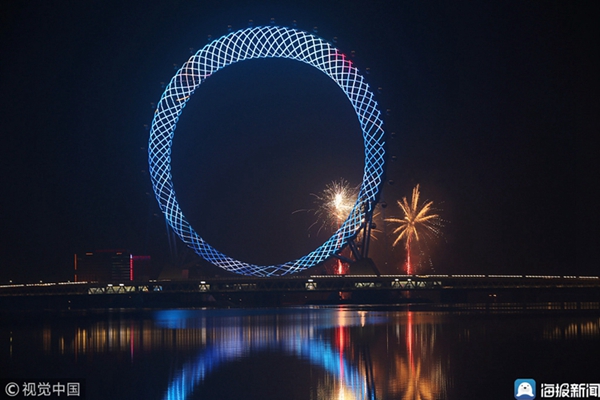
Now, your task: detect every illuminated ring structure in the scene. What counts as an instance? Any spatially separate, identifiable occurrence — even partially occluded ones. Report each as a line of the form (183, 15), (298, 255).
(148, 26), (385, 276)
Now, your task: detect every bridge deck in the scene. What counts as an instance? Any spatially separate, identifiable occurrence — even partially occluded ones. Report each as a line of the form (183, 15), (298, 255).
(1, 275), (599, 296)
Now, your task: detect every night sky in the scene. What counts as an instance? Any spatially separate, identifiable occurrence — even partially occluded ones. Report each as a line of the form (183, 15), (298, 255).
(0, 1), (595, 282)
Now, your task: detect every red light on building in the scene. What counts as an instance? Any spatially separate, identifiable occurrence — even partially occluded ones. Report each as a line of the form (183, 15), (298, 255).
(130, 255), (152, 281)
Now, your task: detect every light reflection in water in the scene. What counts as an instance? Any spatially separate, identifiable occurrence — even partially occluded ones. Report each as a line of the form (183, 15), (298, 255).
(159, 308), (382, 400)
(543, 320), (600, 341)
(27, 308), (600, 400)
(396, 312), (447, 400)
(158, 309), (453, 400)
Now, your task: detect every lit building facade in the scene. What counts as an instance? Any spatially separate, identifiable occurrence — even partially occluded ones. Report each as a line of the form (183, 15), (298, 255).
(74, 250), (151, 282)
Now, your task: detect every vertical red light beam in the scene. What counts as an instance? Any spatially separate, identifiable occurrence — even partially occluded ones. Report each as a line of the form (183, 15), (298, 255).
(407, 311), (414, 372)
(406, 237), (412, 275)
(74, 253), (78, 282)
(129, 254), (134, 281)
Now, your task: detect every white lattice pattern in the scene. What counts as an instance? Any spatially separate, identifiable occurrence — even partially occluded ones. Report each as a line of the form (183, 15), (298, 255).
(148, 26), (385, 276)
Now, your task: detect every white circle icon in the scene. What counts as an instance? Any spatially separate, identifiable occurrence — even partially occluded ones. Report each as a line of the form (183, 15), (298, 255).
(5, 382), (19, 397)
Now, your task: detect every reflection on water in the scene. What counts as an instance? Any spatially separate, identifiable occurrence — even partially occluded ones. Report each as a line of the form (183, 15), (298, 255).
(158, 309), (397, 400)
(2, 306), (599, 399)
(399, 312), (447, 400)
(542, 320), (600, 341)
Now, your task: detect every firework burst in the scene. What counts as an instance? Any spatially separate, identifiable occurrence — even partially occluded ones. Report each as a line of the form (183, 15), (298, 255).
(308, 179), (358, 274)
(310, 179), (358, 235)
(385, 184), (442, 274)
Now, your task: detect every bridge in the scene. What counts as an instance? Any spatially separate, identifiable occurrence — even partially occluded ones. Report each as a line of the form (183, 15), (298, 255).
(1, 274), (599, 310)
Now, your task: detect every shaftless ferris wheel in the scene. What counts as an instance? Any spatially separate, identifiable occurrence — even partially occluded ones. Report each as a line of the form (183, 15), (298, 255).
(148, 25), (386, 277)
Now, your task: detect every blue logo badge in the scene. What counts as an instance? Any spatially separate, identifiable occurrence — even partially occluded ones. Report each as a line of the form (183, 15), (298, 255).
(515, 379), (536, 399)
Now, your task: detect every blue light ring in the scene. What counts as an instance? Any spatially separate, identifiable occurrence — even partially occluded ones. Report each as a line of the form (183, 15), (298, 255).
(149, 26), (385, 276)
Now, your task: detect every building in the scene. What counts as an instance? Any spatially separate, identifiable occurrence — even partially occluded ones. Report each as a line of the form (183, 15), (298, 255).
(74, 250), (150, 283)
(130, 255), (152, 281)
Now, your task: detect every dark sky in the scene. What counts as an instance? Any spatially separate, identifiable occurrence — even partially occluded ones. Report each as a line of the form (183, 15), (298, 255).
(0, 1), (595, 282)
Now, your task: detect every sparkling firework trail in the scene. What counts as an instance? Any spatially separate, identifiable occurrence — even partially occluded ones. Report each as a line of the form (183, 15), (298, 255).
(385, 184), (442, 274)
(310, 179), (358, 235)
(305, 179), (358, 274)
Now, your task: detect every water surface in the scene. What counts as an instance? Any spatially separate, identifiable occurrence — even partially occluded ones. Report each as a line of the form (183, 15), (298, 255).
(1, 305), (599, 399)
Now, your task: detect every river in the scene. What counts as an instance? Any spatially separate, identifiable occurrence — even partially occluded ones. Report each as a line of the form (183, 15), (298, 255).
(1, 304), (599, 399)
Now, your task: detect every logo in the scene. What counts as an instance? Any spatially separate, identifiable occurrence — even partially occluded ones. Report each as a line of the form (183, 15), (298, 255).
(4, 382), (19, 397)
(515, 379), (536, 399)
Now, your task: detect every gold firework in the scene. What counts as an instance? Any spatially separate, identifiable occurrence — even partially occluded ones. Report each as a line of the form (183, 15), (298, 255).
(311, 179), (358, 234)
(385, 184), (441, 274)
(308, 179), (359, 274)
